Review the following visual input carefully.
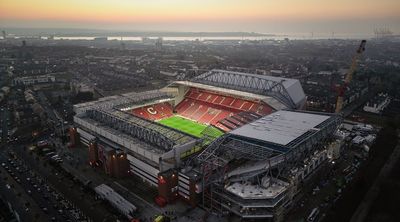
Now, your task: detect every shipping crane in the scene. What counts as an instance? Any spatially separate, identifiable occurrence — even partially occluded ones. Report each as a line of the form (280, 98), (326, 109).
(335, 40), (366, 113)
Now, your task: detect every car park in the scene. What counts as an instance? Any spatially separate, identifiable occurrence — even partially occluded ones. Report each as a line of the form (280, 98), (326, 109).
(0, 146), (90, 221)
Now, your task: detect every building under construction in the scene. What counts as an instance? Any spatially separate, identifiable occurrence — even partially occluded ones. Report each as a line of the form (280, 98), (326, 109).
(72, 70), (341, 221)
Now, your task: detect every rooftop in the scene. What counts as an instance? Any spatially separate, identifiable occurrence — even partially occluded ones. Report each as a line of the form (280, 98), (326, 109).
(226, 178), (288, 199)
(230, 110), (331, 147)
(73, 89), (172, 114)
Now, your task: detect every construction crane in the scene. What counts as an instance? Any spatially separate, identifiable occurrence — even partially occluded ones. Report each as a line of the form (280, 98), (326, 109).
(335, 40), (367, 113)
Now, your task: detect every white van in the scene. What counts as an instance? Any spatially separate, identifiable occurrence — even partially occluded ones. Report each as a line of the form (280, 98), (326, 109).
(307, 207), (319, 222)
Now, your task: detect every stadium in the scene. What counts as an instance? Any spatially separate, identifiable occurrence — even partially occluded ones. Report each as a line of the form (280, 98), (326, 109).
(72, 69), (341, 221)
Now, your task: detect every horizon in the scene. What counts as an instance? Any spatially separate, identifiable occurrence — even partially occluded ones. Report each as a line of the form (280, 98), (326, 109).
(1, 0), (400, 34)
(0, 27), (377, 40)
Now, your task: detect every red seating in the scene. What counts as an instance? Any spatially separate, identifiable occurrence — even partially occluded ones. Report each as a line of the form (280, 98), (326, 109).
(220, 97), (235, 106)
(131, 102), (173, 121)
(215, 123), (230, 132)
(186, 89), (273, 114)
(131, 88), (274, 129)
(214, 111), (262, 131)
(198, 108), (219, 124)
(226, 116), (244, 126)
(206, 94), (218, 102)
(232, 99), (244, 108)
(154, 103), (173, 119)
(219, 119), (237, 129)
(190, 105), (208, 121)
(240, 101), (253, 110)
(213, 96), (225, 104)
(175, 98), (191, 113)
(187, 90), (201, 99)
(181, 101), (200, 116)
(249, 103), (273, 115)
(132, 107), (151, 120)
(197, 93), (209, 101)
(210, 110), (231, 125)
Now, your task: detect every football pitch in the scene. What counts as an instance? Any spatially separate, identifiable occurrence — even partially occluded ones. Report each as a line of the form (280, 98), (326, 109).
(158, 116), (223, 138)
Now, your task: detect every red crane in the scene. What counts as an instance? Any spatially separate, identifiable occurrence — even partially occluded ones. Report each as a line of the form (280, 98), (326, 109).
(335, 40), (367, 113)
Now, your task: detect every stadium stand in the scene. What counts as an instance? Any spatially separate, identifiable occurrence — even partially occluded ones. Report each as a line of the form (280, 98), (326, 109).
(198, 108), (219, 124)
(214, 123), (231, 132)
(131, 102), (173, 120)
(185, 88), (273, 113)
(218, 119), (236, 130)
(175, 88), (273, 126)
(215, 111), (262, 132)
(210, 110), (232, 125)
(131, 88), (272, 131)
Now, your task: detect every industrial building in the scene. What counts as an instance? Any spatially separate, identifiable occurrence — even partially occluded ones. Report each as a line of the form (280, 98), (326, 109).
(72, 69), (341, 221)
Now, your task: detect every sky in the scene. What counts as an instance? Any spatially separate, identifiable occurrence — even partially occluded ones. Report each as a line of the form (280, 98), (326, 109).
(1, 0), (400, 34)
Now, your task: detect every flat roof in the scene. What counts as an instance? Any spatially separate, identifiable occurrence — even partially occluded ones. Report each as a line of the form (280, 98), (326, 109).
(229, 110), (330, 146)
(226, 178), (288, 200)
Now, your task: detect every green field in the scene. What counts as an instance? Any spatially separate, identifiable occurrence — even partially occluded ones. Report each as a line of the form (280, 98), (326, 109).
(158, 116), (223, 138)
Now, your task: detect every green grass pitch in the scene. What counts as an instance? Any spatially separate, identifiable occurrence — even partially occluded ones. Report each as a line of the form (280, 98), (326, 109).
(158, 116), (223, 138)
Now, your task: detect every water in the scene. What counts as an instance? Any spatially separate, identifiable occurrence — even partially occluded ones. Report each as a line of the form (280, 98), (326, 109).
(52, 33), (373, 41)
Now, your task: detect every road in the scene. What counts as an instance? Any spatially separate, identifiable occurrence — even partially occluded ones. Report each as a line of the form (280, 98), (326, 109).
(0, 152), (59, 221)
(57, 144), (164, 220)
(0, 159), (49, 222)
(10, 145), (118, 221)
(0, 106), (10, 143)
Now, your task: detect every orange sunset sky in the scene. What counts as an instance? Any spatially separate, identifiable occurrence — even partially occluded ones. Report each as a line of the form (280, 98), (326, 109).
(1, 0), (399, 33)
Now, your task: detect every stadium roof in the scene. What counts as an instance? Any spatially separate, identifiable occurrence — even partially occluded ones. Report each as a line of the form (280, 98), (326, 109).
(229, 110), (331, 149)
(191, 69), (306, 109)
(73, 90), (172, 114)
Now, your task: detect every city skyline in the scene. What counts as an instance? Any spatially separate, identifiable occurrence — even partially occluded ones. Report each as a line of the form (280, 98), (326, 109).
(1, 0), (400, 34)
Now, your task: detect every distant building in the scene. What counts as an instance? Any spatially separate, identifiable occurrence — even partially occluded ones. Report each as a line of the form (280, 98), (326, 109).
(13, 75), (55, 86)
(70, 80), (94, 95)
(94, 37), (108, 41)
(1, 86), (10, 95)
(317, 71), (333, 76)
(363, 93), (390, 114)
(155, 37), (163, 50)
(270, 69), (283, 76)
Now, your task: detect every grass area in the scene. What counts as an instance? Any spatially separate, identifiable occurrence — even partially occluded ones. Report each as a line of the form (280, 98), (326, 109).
(158, 115), (223, 138)
(158, 116), (207, 137)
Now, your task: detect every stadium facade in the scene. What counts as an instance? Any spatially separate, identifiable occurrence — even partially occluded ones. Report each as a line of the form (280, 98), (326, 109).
(72, 69), (341, 221)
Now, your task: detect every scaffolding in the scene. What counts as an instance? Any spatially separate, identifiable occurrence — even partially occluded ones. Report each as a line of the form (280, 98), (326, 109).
(195, 111), (342, 217)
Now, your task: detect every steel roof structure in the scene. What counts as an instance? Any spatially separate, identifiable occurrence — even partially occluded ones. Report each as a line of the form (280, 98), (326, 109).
(192, 69), (306, 109)
(196, 110), (341, 184)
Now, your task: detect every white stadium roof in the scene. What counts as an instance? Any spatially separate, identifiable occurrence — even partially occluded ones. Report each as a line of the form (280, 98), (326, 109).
(230, 110), (330, 146)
